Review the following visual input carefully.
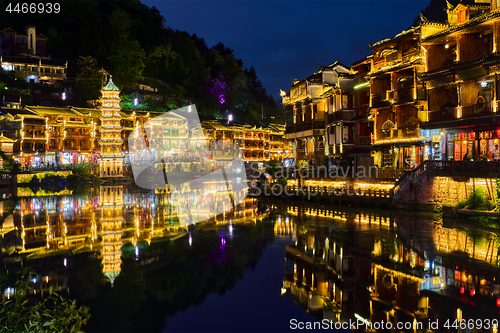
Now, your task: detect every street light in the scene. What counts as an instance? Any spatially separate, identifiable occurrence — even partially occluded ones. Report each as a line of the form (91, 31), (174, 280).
(228, 114), (233, 122)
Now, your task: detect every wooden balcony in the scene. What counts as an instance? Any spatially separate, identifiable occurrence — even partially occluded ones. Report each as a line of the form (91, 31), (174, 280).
(285, 121), (325, 135)
(371, 92), (387, 107)
(427, 101), (495, 124)
(355, 135), (372, 146)
(327, 110), (354, 124)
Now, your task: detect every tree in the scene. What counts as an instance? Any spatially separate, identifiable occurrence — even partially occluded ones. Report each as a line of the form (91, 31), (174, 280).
(296, 160), (308, 187)
(0, 270), (90, 332)
(264, 159), (280, 181)
(74, 56), (102, 101)
(147, 44), (177, 76)
(107, 8), (146, 87)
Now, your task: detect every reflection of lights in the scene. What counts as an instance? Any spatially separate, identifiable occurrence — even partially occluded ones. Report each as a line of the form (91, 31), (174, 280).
(62, 92), (66, 100)
(189, 233), (192, 247)
(220, 236), (226, 249)
(64, 258), (67, 266)
(135, 245), (139, 257)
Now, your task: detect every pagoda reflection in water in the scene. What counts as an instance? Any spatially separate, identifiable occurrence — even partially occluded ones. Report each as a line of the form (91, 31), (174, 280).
(1, 182), (261, 290)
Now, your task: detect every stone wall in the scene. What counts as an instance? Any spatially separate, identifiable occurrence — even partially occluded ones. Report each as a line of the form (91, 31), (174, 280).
(395, 173), (498, 205)
(433, 177), (497, 205)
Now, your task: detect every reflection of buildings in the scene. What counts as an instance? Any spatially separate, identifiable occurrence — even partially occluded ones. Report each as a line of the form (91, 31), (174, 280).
(100, 186), (124, 285)
(1, 186), (265, 299)
(2, 185), (262, 255)
(280, 206), (500, 331)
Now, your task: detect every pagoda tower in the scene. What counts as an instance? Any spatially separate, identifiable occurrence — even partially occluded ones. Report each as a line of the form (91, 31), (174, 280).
(99, 76), (124, 178)
(100, 185), (124, 286)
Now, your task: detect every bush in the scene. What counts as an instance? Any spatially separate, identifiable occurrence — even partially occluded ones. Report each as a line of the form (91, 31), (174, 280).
(0, 270), (90, 332)
(457, 188), (495, 211)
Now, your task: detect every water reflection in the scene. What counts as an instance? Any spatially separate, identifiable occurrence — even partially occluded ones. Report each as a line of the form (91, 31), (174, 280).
(3, 195), (500, 332)
(280, 205), (500, 331)
(1, 184), (263, 284)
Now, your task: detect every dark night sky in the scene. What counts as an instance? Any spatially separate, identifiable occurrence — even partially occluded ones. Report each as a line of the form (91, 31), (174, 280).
(142, 0), (432, 101)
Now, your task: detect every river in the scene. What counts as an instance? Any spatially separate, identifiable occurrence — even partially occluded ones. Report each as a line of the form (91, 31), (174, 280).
(1, 185), (499, 332)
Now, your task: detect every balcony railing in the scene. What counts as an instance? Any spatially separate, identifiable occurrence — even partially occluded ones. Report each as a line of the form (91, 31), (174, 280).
(427, 101), (495, 123)
(394, 86), (414, 103)
(371, 92), (387, 106)
(355, 135), (372, 146)
(355, 104), (369, 116)
(327, 110), (354, 124)
(461, 101), (494, 118)
(285, 121), (324, 134)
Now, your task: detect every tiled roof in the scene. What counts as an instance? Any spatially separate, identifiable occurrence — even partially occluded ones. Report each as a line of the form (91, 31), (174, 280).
(26, 106), (83, 116)
(366, 58), (421, 77)
(423, 9), (500, 42)
(0, 134), (15, 143)
(102, 77), (120, 91)
(370, 26), (419, 49)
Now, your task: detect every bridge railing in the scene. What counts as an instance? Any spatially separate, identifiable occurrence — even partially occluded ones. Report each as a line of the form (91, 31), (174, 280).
(263, 184), (392, 198)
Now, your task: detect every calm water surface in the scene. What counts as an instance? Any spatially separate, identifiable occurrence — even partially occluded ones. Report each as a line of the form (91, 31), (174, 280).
(1, 185), (500, 332)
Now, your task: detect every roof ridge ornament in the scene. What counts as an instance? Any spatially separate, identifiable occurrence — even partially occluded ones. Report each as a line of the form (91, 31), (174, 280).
(102, 75), (120, 91)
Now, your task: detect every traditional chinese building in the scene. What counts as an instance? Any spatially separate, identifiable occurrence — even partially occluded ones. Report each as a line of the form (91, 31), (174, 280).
(282, 61), (352, 167)
(367, 22), (446, 177)
(420, 0), (500, 161)
(99, 77), (124, 178)
(350, 56), (375, 171)
(0, 26), (67, 85)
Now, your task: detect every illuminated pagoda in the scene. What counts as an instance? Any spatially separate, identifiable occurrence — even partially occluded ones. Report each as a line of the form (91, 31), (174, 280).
(100, 185), (124, 286)
(99, 76), (124, 178)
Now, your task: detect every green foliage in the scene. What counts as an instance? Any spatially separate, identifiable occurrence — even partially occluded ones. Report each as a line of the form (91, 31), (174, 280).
(0, 269), (90, 333)
(297, 160), (308, 169)
(0, 0), (278, 122)
(74, 56), (101, 101)
(264, 159), (280, 179)
(72, 163), (92, 178)
(496, 179), (500, 200)
(457, 188), (495, 211)
(120, 94), (182, 113)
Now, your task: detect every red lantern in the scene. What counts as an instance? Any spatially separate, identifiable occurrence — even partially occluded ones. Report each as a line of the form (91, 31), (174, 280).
(460, 286), (465, 294)
(470, 288), (475, 296)
(460, 131), (465, 140)
(497, 128), (500, 138)
(497, 299), (500, 308)
(470, 131), (475, 140)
